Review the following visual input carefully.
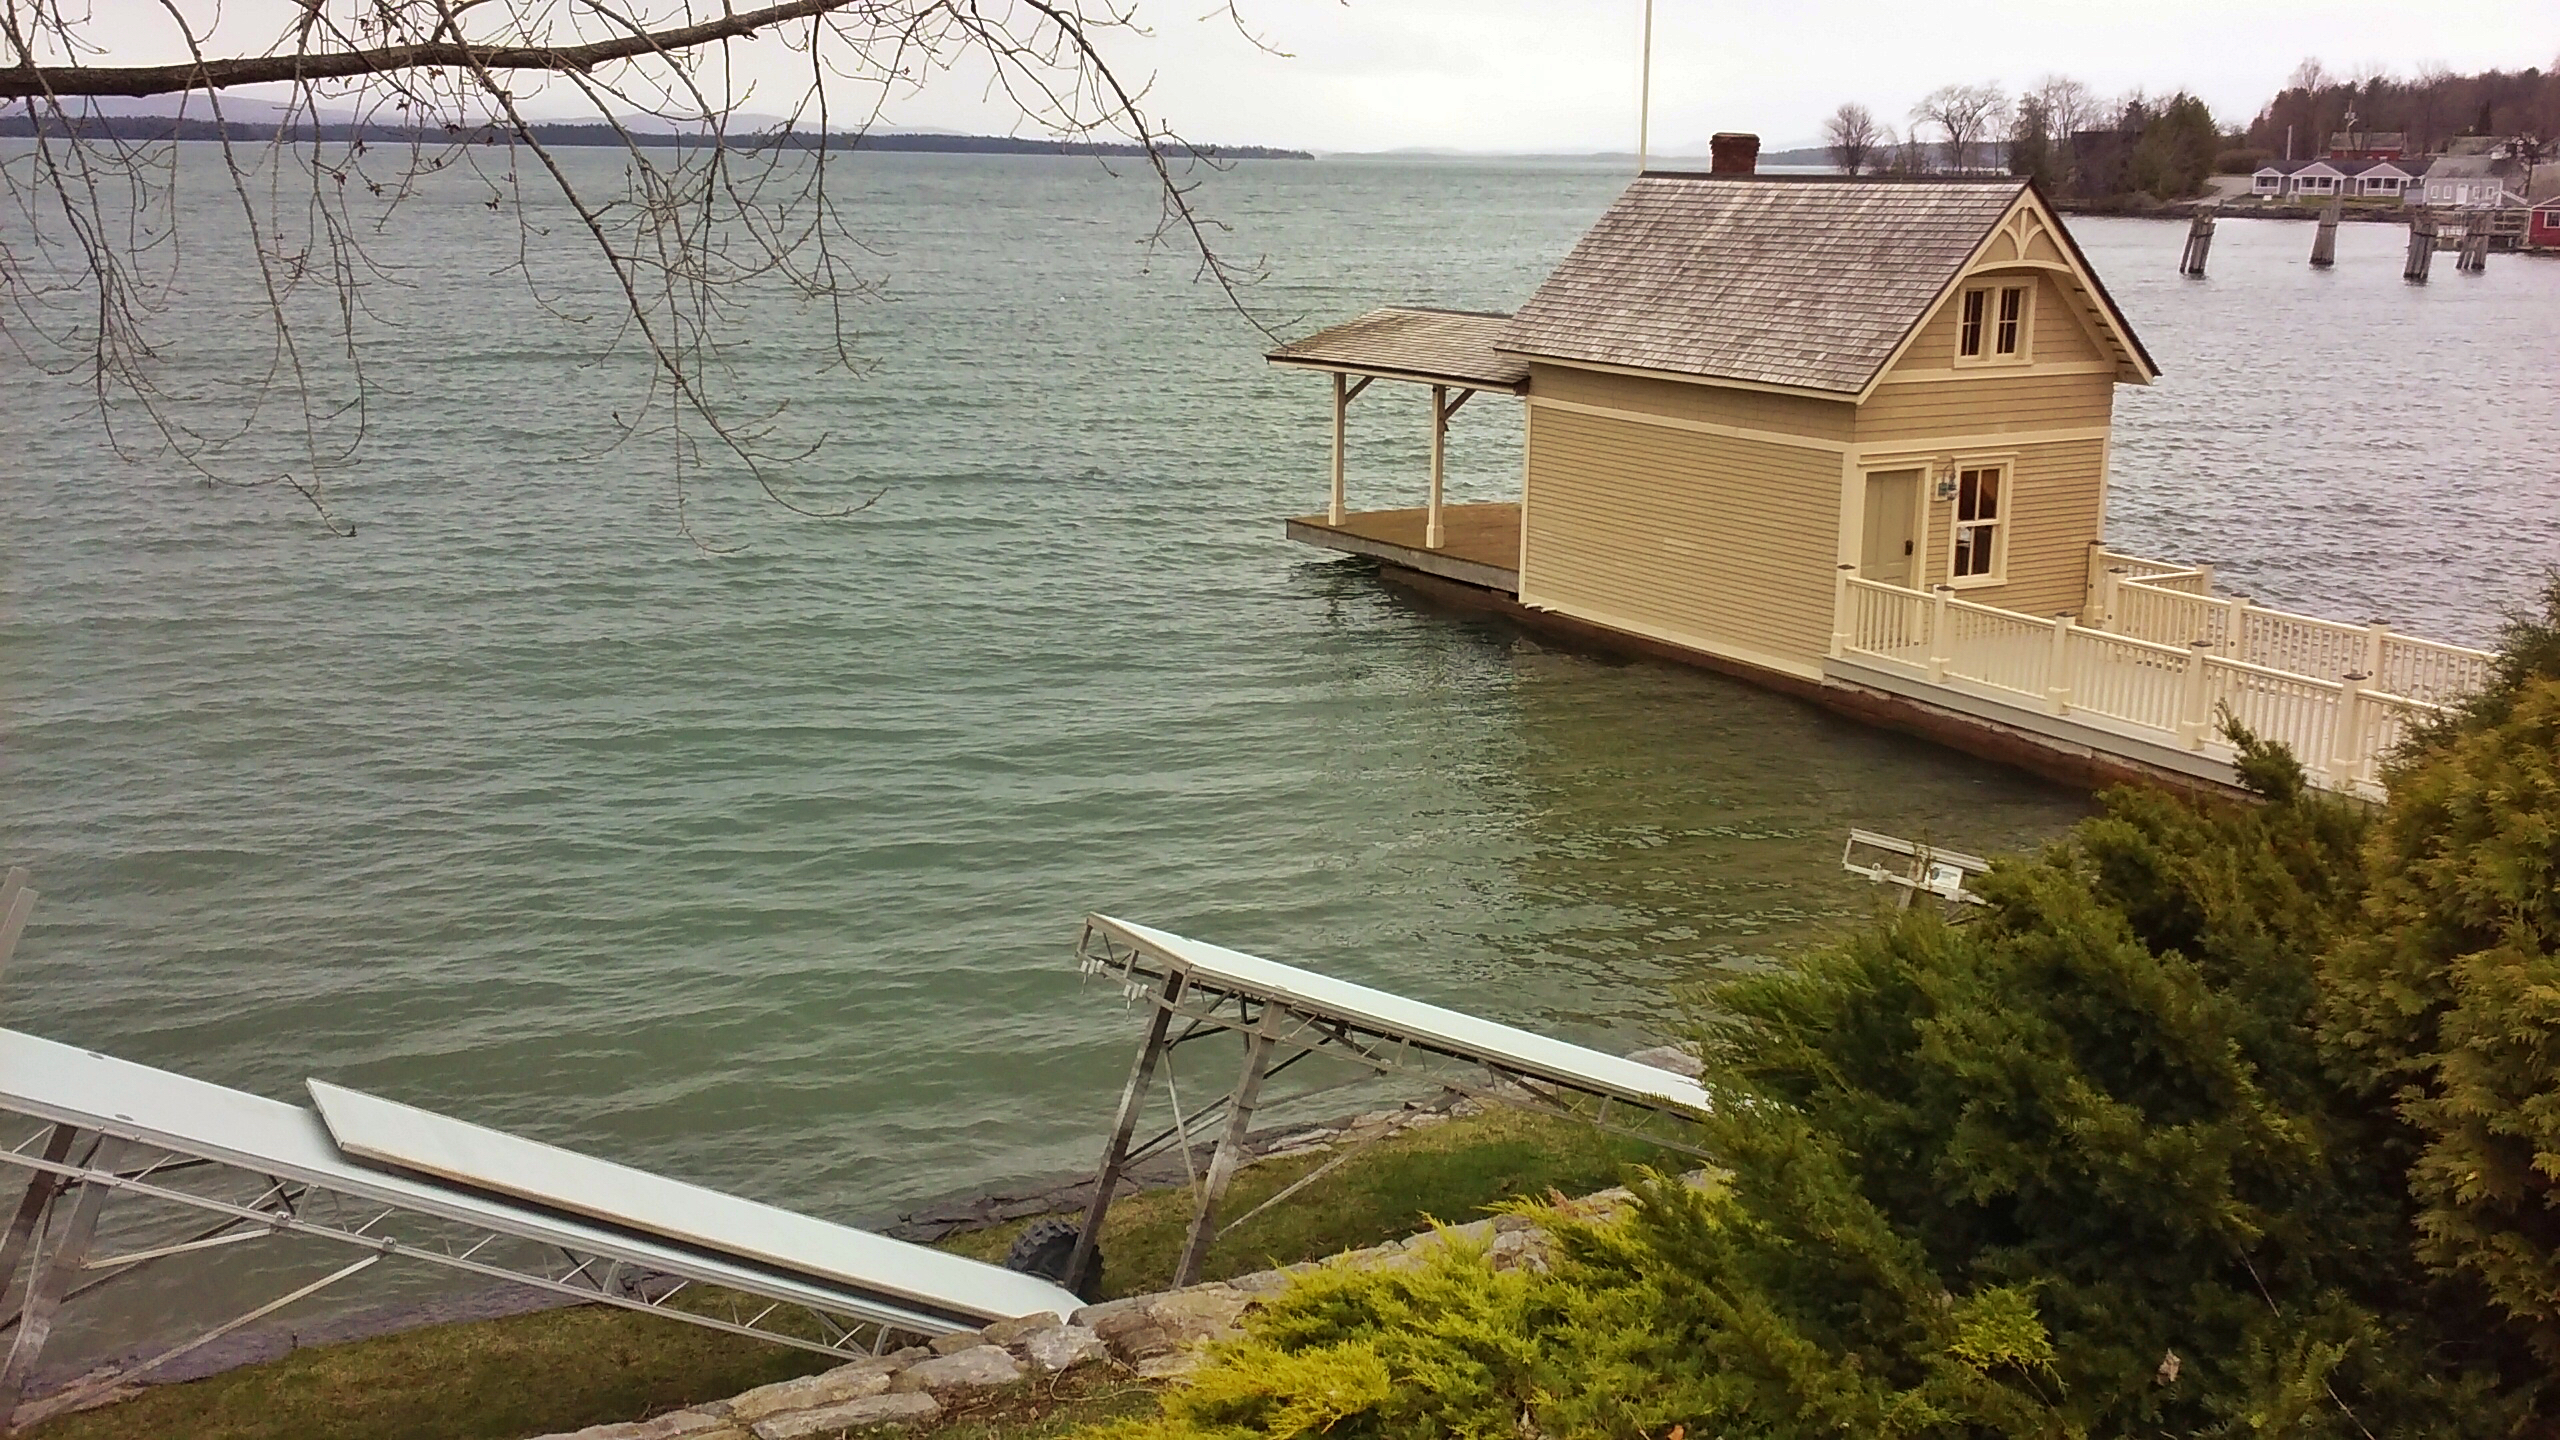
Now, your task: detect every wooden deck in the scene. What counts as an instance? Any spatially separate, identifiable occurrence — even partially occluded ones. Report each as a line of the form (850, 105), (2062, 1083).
(1285, 503), (1520, 593)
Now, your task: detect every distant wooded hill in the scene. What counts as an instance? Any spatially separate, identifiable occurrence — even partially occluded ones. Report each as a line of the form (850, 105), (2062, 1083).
(0, 111), (1313, 160)
(2247, 61), (2559, 158)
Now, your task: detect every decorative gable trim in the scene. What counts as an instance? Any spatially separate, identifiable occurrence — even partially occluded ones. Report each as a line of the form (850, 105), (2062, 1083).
(1850, 187), (2157, 404)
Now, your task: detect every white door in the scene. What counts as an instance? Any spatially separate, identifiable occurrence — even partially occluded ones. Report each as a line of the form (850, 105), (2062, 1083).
(1861, 469), (1922, 588)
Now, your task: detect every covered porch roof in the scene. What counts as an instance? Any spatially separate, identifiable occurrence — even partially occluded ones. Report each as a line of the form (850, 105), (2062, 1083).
(1264, 307), (1530, 392)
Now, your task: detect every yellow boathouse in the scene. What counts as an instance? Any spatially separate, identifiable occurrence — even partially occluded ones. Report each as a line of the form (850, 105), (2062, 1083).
(1270, 141), (2490, 799)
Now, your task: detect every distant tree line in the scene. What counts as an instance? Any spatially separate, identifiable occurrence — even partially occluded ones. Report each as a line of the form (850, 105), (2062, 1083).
(1824, 55), (2558, 205)
(2245, 57), (2560, 163)
(1823, 79), (2228, 201)
(0, 109), (1315, 159)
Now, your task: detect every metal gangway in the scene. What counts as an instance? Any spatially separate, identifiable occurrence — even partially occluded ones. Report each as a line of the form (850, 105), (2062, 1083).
(0, 1029), (1078, 1429)
(1065, 915), (1713, 1292)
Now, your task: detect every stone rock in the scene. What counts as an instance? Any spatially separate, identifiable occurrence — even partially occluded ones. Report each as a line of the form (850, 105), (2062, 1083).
(1625, 1044), (1703, 1079)
(1134, 1350), (1205, 1380)
(888, 1344), (1023, 1395)
(1147, 1284), (1254, 1346)
(1068, 1295), (1151, 1331)
(980, 1313), (1066, 1350)
(751, 1392), (940, 1439)
(1087, 1305), (1175, 1364)
(884, 1346), (932, 1364)
(1225, 1268), (1296, 1296)
(926, 1328), (989, 1357)
(725, 1361), (898, 1424)
(1488, 1228), (1550, 1273)
(535, 1411), (732, 1440)
(1018, 1324), (1110, 1373)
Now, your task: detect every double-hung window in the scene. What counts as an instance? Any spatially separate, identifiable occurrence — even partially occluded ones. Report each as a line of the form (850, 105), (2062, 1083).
(1956, 283), (2031, 363)
(1950, 465), (2004, 580)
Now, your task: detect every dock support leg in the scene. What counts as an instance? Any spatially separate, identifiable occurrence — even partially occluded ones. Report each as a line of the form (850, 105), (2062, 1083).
(1173, 1022), (1278, 1289)
(1426, 384), (1447, 550)
(1328, 373), (1348, 526)
(0, 1127), (77, 1316)
(1068, 973), (1184, 1295)
(0, 869), (32, 980)
(0, 1142), (113, 1428)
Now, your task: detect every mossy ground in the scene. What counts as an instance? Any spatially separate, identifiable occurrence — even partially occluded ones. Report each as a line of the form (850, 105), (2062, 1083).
(29, 1107), (1665, 1440)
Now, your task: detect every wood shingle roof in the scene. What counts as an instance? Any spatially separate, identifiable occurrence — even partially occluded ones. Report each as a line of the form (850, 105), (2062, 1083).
(1497, 176), (2031, 396)
(1264, 307), (1530, 391)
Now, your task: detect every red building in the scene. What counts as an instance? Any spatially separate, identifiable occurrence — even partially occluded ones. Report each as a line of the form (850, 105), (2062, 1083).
(2531, 197), (2560, 252)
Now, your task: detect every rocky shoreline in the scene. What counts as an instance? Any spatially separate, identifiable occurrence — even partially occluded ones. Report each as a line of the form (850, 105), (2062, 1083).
(525, 1169), (1713, 1440)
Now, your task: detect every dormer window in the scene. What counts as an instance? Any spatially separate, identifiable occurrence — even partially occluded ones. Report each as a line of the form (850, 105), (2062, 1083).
(1956, 283), (2031, 365)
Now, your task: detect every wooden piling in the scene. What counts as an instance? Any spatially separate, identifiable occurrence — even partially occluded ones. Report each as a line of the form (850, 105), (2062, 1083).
(2309, 194), (2341, 268)
(2457, 212), (2490, 273)
(2178, 208), (2215, 276)
(2404, 213), (2436, 282)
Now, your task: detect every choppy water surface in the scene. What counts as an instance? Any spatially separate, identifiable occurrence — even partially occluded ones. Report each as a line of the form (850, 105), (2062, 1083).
(2, 153), (2555, 1350)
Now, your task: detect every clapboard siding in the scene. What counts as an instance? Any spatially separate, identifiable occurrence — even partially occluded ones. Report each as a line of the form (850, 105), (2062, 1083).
(1529, 362), (1857, 443)
(1521, 406), (1842, 671)
(1916, 436), (2106, 615)
(1857, 369), (2115, 442)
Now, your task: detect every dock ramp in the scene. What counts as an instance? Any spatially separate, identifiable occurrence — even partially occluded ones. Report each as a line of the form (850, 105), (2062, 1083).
(0, 1028), (1077, 1426)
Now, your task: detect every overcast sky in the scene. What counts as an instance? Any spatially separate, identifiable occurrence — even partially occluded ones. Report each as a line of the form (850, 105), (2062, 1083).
(58, 0), (2560, 153)
(952, 0), (2560, 153)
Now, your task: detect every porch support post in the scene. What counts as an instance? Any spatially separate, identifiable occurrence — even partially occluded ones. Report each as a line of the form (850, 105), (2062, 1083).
(2331, 672), (2372, 789)
(2045, 614), (2074, 716)
(2224, 595), (2253, 663)
(1067, 970), (1186, 1296)
(1830, 564), (1855, 659)
(1926, 586), (1952, 684)
(0, 1143), (114, 1425)
(2099, 566), (2127, 631)
(1328, 372), (1348, 526)
(2178, 641), (2214, 749)
(1173, 1014), (1280, 1289)
(1426, 384), (1448, 550)
(2363, 622), (2391, 693)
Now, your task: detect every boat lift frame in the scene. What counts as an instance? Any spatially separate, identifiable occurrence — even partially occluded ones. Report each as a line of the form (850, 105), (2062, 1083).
(1841, 829), (1989, 910)
(1066, 916), (1712, 1292)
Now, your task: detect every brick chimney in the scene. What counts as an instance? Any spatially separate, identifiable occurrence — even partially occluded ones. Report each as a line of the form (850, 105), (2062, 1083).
(1709, 132), (1760, 176)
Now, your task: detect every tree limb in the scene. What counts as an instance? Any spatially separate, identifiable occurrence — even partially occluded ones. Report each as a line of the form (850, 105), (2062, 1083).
(1, 0), (858, 100)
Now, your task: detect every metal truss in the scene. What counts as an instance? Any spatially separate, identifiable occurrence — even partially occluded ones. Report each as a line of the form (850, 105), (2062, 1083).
(1065, 918), (1710, 1291)
(0, 1121), (908, 1432)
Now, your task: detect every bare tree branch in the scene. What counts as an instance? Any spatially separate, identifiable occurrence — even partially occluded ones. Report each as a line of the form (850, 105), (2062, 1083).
(1, 0), (1280, 543)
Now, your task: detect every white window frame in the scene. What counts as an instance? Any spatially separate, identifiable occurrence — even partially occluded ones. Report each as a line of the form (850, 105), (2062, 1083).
(1944, 459), (2012, 588)
(1952, 281), (2034, 368)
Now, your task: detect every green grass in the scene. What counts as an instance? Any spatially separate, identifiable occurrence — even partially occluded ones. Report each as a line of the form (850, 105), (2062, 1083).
(28, 1108), (1666, 1440)
(942, 1107), (1662, 1298)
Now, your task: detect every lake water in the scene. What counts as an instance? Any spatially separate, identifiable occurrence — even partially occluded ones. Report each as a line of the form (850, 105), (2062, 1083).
(3, 151), (2556, 1356)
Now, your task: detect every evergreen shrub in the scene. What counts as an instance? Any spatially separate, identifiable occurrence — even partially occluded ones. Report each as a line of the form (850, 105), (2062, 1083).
(1086, 588), (2560, 1438)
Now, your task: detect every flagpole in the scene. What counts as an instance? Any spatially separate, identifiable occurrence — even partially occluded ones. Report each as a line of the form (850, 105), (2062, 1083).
(1636, 0), (1653, 173)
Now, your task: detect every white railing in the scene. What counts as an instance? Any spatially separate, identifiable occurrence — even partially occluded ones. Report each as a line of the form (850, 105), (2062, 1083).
(1832, 560), (2494, 798)
(2095, 571), (2495, 711)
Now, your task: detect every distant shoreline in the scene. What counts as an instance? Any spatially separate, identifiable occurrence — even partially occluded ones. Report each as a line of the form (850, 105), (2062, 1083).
(0, 113), (1313, 160)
